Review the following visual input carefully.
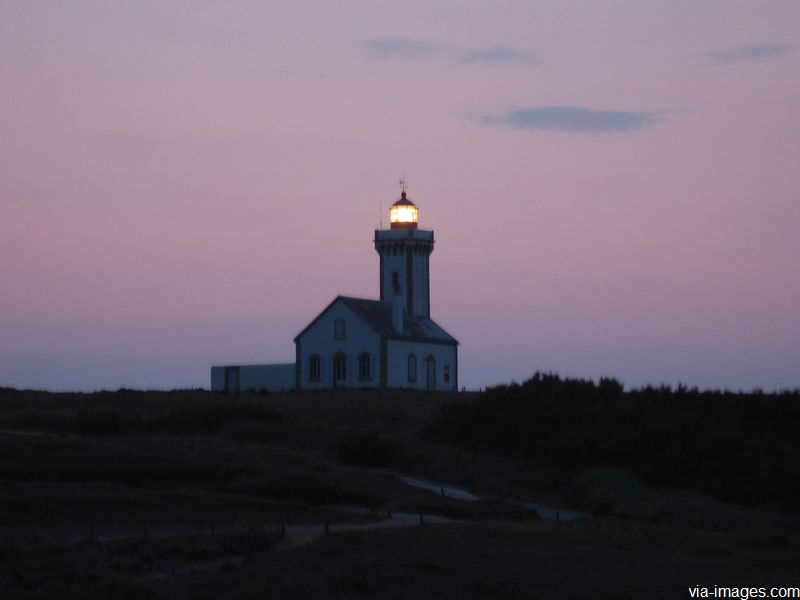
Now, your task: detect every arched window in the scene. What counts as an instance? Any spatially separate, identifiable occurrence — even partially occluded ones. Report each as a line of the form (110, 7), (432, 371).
(333, 353), (347, 385)
(334, 318), (346, 340)
(308, 354), (322, 382)
(358, 353), (371, 380)
(408, 354), (417, 383)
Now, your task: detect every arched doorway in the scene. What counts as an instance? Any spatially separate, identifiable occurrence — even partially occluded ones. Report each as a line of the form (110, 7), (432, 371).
(333, 353), (347, 387)
(425, 356), (436, 390)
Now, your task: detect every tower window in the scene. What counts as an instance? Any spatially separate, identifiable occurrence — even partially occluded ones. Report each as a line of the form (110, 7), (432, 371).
(308, 354), (321, 382)
(392, 271), (400, 293)
(408, 354), (417, 383)
(334, 318), (345, 340)
(358, 353), (371, 380)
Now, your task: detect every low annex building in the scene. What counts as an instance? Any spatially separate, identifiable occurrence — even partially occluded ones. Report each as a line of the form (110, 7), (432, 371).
(211, 189), (458, 392)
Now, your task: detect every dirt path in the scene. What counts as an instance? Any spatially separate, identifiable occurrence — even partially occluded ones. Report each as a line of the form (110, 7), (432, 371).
(277, 511), (458, 550)
(397, 474), (586, 521)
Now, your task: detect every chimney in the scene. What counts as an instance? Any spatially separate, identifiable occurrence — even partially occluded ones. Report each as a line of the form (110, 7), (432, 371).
(392, 293), (404, 334)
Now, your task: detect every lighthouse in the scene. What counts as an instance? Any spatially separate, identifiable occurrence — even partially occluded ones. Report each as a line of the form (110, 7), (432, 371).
(213, 185), (458, 392)
(374, 191), (435, 318)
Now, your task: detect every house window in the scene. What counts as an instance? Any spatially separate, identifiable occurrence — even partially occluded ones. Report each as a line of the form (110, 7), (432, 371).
(334, 318), (345, 340)
(408, 354), (417, 383)
(444, 364), (451, 383)
(358, 353), (371, 380)
(333, 353), (347, 384)
(308, 354), (321, 382)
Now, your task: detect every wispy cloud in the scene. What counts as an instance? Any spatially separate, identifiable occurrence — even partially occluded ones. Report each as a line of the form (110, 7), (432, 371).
(360, 38), (535, 68)
(703, 43), (793, 66)
(457, 46), (536, 67)
(482, 106), (664, 134)
(360, 38), (441, 62)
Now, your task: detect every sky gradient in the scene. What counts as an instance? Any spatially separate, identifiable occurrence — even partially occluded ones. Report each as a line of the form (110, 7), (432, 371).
(2, 1), (799, 391)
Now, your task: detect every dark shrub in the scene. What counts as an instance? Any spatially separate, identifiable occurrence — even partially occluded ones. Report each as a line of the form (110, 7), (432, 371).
(146, 401), (282, 434)
(422, 371), (800, 512)
(336, 431), (405, 468)
(77, 411), (125, 435)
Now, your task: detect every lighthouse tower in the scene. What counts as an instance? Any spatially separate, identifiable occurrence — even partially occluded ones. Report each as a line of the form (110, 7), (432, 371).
(374, 190), (434, 317)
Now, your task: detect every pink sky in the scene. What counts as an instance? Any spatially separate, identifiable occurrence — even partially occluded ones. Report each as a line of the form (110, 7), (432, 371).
(2, 1), (799, 391)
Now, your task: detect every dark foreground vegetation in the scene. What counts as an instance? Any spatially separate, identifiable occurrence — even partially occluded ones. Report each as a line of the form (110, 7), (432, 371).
(0, 380), (798, 599)
(424, 373), (800, 515)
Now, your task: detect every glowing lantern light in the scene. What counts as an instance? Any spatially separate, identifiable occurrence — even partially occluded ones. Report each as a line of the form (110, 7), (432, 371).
(389, 192), (418, 229)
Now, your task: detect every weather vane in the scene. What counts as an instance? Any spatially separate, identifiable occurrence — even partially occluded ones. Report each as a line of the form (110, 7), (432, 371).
(399, 176), (407, 194)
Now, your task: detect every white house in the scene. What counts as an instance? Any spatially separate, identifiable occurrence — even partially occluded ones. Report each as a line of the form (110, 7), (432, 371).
(211, 189), (458, 392)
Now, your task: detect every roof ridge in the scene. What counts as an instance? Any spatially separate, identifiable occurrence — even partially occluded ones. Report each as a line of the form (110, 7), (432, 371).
(338, 295), (385, 304)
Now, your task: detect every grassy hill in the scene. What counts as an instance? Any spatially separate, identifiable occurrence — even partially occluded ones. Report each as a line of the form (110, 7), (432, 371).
(1, 382), (798, 599)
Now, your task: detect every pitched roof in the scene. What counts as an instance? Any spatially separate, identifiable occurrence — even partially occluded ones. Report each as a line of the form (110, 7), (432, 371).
(294, 296), (458, 345)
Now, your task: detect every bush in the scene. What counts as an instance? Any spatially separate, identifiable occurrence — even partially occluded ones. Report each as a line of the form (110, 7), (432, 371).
(566, 468), (751, 529)
(77, 411), (125, 435)
(421, 372), (800, 513)
(565, 468), (646, 515)
(335, 431), (406, 468)
(146, 401), (282, 434)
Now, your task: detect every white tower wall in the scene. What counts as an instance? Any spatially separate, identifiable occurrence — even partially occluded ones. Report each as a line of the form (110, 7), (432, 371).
(374, 228), (434, 317)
